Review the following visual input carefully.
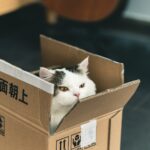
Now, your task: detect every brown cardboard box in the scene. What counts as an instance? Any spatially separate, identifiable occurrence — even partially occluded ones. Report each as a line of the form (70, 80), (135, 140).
(0, 35), (140, 150)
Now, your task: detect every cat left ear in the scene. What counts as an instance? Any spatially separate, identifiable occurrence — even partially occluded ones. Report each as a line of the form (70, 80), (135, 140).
(39, 67), (54, 80)
(78, 56), (89, 74)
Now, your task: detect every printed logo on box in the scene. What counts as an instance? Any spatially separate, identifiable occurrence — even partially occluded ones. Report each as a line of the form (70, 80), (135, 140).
(71, 132), (81, 150)
(0, 78), (28, 105)
(0, 115), (5, 136)
(71, 132), (96, 150)
(56, 136), (69, 150)
(56, 132), (96, 150)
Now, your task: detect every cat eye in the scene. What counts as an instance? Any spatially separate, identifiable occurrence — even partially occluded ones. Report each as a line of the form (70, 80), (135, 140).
(79, 83), (85, 88)
(58, 86), (69, 92)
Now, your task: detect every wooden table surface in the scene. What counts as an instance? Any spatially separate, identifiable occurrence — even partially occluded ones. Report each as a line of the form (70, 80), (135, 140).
(0, 0), (39, 15)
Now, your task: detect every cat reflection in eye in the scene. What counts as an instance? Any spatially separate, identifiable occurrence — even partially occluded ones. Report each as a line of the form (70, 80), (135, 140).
(39, 57), (96, 134)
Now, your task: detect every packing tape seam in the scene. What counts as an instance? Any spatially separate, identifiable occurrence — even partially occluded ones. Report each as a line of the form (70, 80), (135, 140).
(0, 59), (54, 95)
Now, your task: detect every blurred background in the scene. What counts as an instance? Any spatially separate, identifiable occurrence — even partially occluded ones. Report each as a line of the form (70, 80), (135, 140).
(0, 0), (150, 150)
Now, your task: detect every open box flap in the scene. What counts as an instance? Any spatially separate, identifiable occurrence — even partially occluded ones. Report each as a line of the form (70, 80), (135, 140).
(56, 80), (140, 132)
(40, 35), (124, 92)
(0, 59), (53, 132)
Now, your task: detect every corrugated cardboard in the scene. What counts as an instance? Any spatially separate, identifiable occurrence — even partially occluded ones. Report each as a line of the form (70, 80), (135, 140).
(0, 35), (140, 150)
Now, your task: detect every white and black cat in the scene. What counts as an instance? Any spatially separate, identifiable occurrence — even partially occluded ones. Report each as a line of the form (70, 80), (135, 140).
(39, 57), (96, 134)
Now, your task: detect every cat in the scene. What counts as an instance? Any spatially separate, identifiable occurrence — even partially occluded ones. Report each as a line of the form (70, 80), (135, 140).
(39, 57), (96, 134)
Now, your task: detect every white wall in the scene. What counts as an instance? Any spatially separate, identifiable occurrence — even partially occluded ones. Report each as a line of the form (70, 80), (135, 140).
(123, 0), (150, 22)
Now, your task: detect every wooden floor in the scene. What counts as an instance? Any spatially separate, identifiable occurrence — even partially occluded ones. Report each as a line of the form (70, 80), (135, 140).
(0, 4), (150, 150)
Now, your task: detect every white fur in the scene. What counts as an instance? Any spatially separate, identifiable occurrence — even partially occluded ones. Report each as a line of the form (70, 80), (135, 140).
(39, 57), (96, 134)
(50, 69), (96, 133)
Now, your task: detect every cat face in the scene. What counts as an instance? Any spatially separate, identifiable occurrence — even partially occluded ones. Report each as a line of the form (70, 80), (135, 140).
(39, 57), (96, 106)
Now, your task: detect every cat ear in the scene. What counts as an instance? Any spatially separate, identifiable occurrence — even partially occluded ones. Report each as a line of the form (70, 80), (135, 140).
(39, 67), (54, 80)
(78, 57), (89, 74)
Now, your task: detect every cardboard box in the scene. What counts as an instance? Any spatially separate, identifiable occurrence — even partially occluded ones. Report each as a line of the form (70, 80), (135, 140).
(0, 35), (140, 150)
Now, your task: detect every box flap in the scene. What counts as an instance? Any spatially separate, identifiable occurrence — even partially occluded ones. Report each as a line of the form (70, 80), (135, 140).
(56, 80), (140, 132)
(40, 35), (124, 92)
(0, 59), (54, 131)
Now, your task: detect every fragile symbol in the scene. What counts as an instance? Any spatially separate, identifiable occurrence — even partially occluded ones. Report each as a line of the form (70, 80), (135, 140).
(73, 134), (81, 147)
(71, 133), (81, 150)
(56, 137), (69, 150)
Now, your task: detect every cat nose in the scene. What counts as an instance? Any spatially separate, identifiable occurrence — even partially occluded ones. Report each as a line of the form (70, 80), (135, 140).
(74, 93), (80, 98)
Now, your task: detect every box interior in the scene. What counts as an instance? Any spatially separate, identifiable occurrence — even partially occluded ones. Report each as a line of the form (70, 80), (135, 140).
(40, 35), (124, 93)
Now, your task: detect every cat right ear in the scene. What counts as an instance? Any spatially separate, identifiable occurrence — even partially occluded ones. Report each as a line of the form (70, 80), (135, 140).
(39, 67), (54, 80)
(78, 56), (89, 74)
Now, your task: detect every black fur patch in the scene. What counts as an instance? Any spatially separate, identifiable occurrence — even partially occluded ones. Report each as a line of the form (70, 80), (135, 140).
(50, 71), (65, 96)
(51, 65), (81, 73)
(66, 65), (81, 73)
(51, 71), (65, 85)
